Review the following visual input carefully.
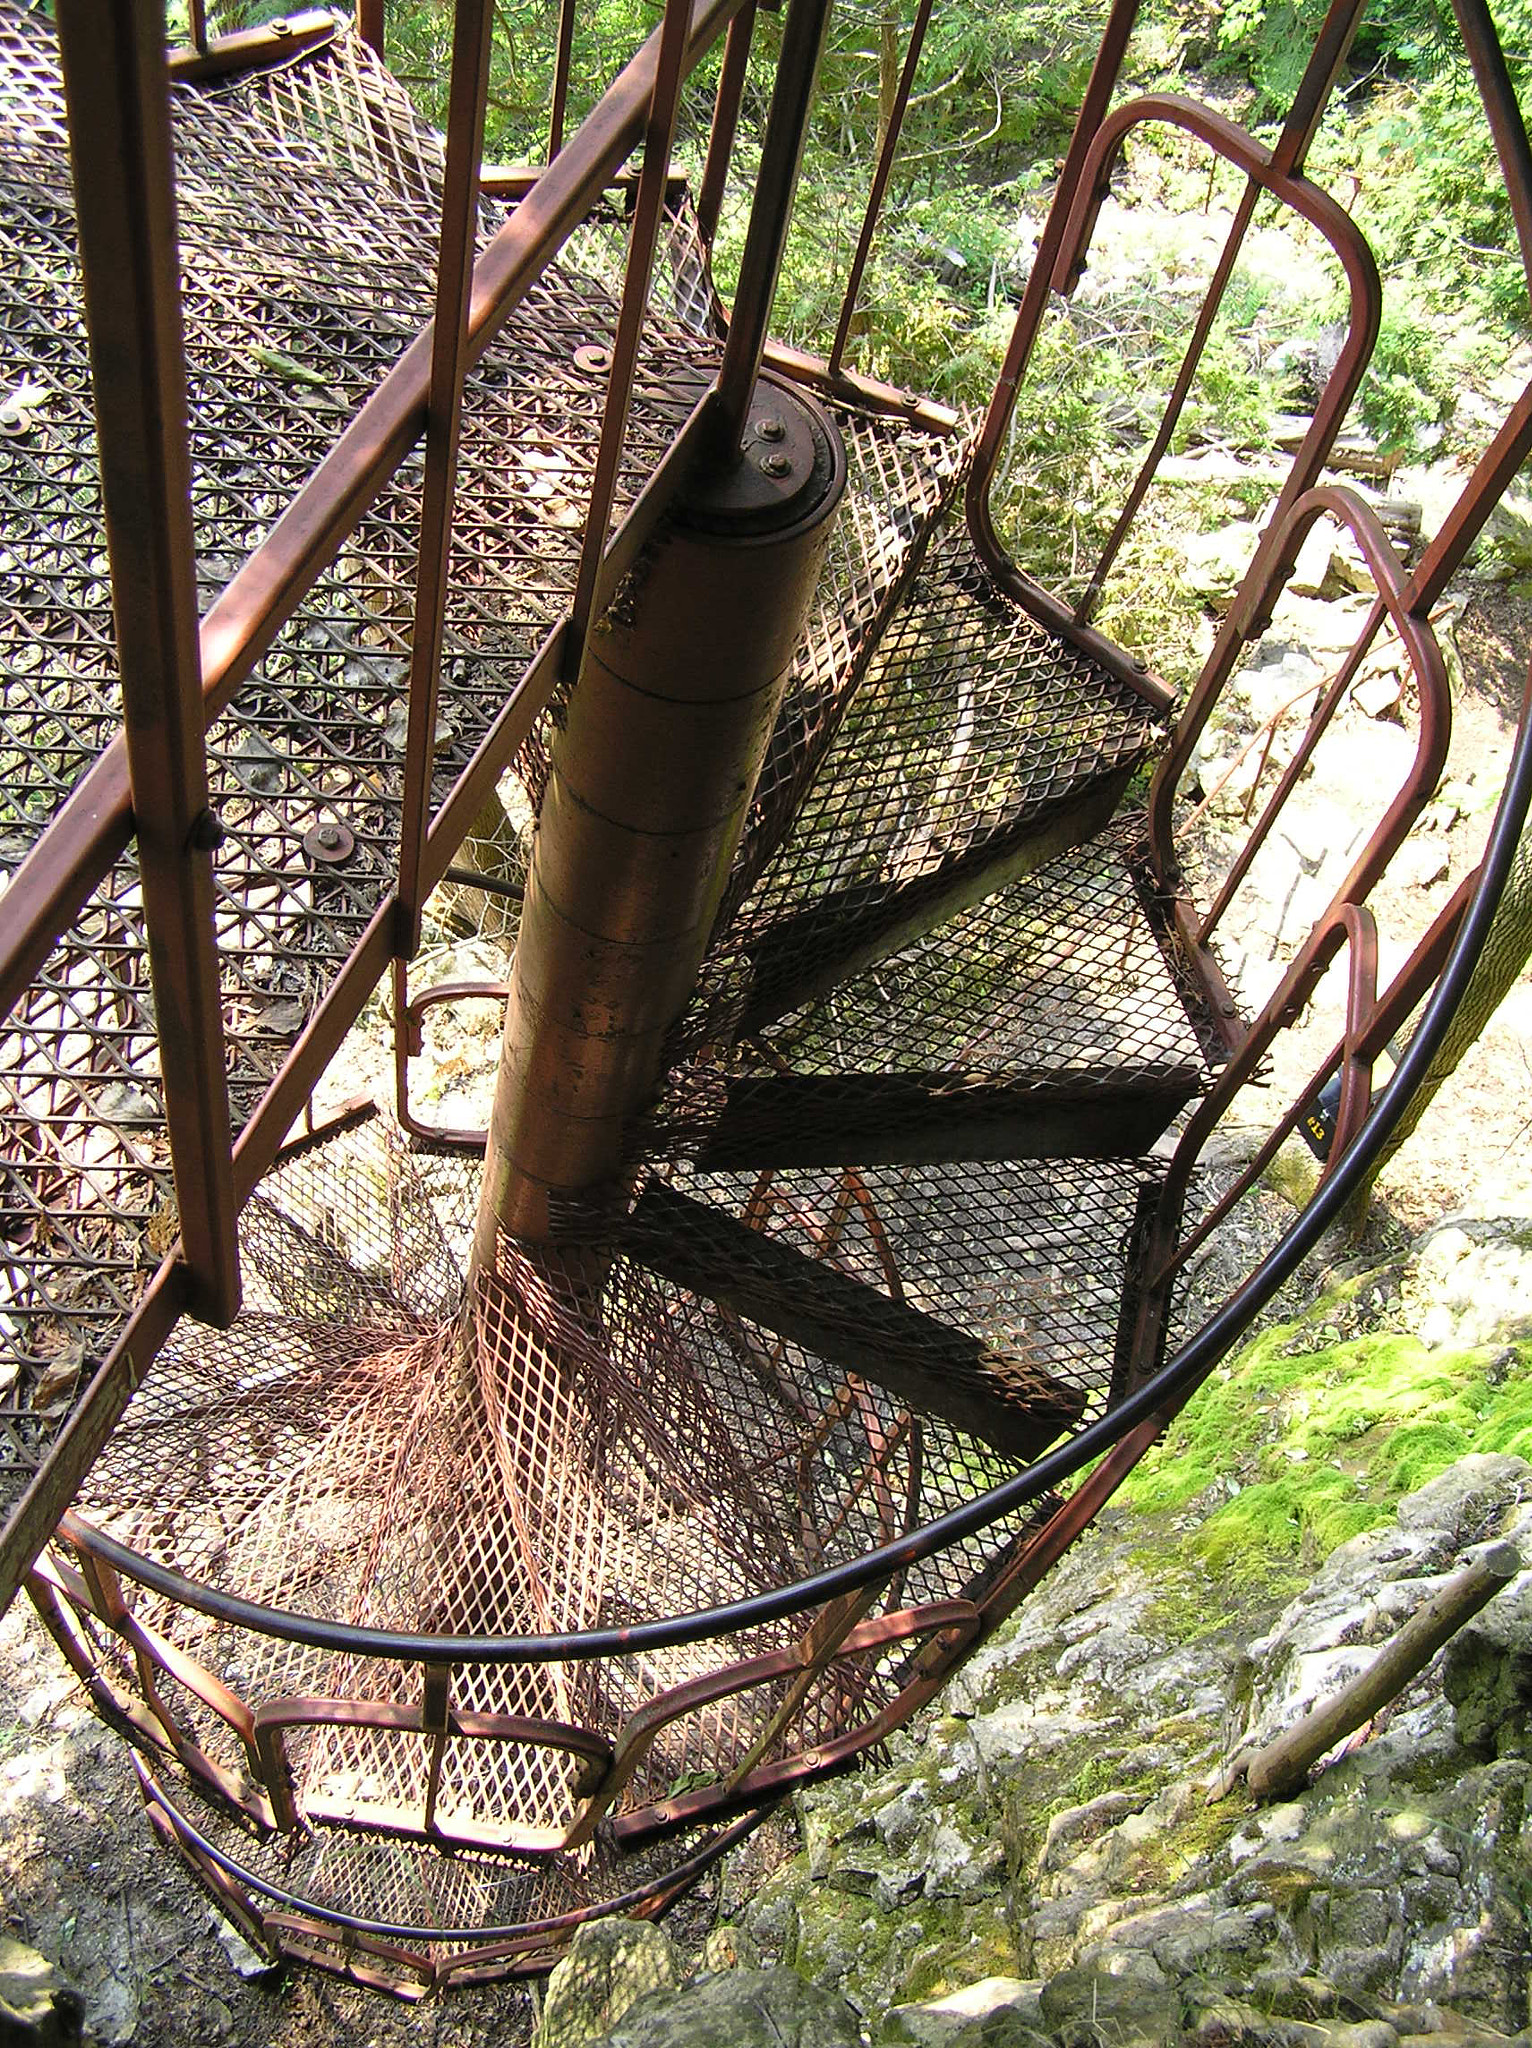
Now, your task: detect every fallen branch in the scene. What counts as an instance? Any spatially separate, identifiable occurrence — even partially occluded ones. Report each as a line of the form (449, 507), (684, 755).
(1239, 1540), (1521, 1802)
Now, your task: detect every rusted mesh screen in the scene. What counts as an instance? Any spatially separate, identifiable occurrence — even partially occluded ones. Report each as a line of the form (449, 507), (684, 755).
(685, 519), (1169, 1042)
(52, 1110), (1097, 1943)
(643, 820), (1210, 1163)
(0, 1), (969, 1508)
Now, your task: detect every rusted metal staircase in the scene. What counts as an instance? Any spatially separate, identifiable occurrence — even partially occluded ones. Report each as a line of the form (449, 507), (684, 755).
(1, 0), (1531, 2000)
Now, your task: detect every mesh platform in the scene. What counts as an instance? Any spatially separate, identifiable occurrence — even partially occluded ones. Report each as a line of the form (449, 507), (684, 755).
(43, 1108), (1152, 1982)
(0, 1), (968, 1511)
(694, 518), (1170, 1039)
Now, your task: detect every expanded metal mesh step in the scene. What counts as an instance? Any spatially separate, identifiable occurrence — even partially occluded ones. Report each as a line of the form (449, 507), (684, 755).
(47, 1109), (1156, 1983)
(686, 520), (1170, 1042)
(649, 820), (1210, 1168)
(0, 4), (967, 1512)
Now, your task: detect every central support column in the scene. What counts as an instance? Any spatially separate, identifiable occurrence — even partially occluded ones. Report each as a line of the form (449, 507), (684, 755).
(472, 376), (845, 1267)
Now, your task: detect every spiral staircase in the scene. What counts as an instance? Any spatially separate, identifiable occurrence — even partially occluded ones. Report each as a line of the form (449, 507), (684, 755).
(0, 0), (1530, 2001)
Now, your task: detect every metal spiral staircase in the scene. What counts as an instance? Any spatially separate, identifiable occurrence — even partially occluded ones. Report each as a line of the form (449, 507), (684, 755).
(1, 0), (1531, 2000)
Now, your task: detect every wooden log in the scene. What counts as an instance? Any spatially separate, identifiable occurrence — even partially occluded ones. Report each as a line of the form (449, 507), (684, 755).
(1244, 1541), (1522, 1802)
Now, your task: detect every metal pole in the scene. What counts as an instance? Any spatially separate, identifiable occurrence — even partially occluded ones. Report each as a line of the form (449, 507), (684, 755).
(713, 0), (835, 449)
(827, 0), (935, 375)
(54, 0), (240, 1328)
(565, 0), (697, 670)
(549, 0), (578, 159)
(471, 380), (846, 1260)
(0, 0), (749, 1032)
(395, 0), (496, 958)
(697, 0), (756, 249)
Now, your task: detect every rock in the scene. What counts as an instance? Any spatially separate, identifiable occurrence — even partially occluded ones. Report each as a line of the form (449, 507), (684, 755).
(598, 1966), (861, 2048)
(1408, 1222), (1532, 1352)
(533, 1919), (683, 2048)
(211, 1917), (277, 1982)
(0, 1931), (83, 2046)
(1039, 1955), (1183, 2048)
(1442, 1620), (1532, 1757)
(1038, 1792), (1146, 1873)
(701, 1924), (760, 1972)
(1183, 522), (1261, 602)
(1395, 1454), (1529, 1539)
(880, 1976), (1046, 2046)
(1183, 1992), (1329, 2046)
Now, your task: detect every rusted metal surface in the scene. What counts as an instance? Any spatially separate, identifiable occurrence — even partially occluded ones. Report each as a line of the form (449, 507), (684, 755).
(696, 0), (756, 250)
(0, 7), (962, 1563)
(54, 0), (239, 1326)
(827, 0), (936, 376)
(474, 375), (844, 1247)
(167, 11), (339, 82)
(394, 0), (495, 960)
(565, 0), (702, 668)
(713, 0), (835, 447)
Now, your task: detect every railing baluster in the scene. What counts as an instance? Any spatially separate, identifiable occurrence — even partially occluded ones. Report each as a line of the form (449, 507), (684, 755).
(565, 0), (697, 670)
(697, 0), (757, 250)
(357, 0), (385, 58)
(395, 0), (497, 958)
(827, 0), (936, 376)
(54, 0), (239, 1327)
(550, 0), (579, 160)
(712, 0), (836, 447)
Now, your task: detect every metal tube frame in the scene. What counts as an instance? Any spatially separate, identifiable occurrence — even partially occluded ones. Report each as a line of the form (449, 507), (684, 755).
(54, 0), (240, 1327)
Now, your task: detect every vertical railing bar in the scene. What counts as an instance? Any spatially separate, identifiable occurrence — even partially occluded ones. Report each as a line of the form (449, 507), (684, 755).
(712, 0), (836, 448)
(1269, 0), (1369, 178)
(1075, 177), (1260, 624)
(1075, 0), (1363, 622)
(1405, 385), (1532, 616)
(827, 0), (936, 376)
(549, 0), (579, 161)
(1195, 602), (1383, 945)
(965, 0), (1139, 535)
(565, 0), (699, 672)
(1449, 0), (1532, 289)
(357, 0), (385, 57)
(1400, 0), (1532, 615)
(696, 0), (757, 250)
(395, 0), (497, 958)
(186, 0), (209, 56)
(54, 0), (239, 1328)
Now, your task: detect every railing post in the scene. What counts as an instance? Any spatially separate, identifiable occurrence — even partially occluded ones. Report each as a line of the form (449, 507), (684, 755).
(54, 0), (240, 1327)
(395, 0), (497, 959)
(712, 0), (835, 449)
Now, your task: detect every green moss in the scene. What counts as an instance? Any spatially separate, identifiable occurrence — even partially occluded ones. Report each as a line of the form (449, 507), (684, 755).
(897, 1898), (1019, 2004)
(1118, 1286), (1532, 1589)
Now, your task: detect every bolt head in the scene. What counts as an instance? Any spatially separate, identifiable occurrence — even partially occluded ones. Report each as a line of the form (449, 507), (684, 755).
(758, 450), (793, 479)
